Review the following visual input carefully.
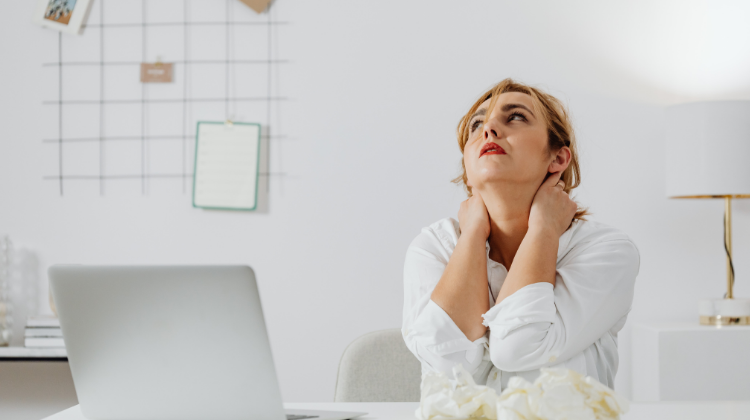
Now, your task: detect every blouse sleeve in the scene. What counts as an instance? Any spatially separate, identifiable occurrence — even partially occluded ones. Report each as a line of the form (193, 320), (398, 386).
(481, 238), (640, 372)
(402, 229), (487, 377)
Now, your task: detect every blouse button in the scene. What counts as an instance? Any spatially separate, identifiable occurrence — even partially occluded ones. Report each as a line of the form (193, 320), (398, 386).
(493, 372), (498, 380)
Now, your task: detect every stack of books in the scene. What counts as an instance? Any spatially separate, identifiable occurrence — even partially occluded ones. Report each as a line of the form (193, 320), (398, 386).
(25, 315), (65, 348)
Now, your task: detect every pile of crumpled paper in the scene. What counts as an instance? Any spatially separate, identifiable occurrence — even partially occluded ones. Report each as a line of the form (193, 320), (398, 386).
(415, 365), (629, 420)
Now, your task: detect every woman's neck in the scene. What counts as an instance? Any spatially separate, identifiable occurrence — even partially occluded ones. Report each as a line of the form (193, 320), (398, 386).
(475, 183), (537, 269)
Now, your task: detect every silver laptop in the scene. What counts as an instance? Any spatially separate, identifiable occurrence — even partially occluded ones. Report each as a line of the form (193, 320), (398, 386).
(49, 265), (366, 420)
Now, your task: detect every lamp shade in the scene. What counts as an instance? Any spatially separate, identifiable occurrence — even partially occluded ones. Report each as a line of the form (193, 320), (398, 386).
(665, 101), (750, 198)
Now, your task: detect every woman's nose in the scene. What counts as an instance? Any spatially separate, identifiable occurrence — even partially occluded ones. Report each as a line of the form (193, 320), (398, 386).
(483, 119), (500, 140)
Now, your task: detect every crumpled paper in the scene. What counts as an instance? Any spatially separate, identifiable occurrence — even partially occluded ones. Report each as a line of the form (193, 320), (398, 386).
(416, 365), (629, 420)
(416, 365), (499, 420)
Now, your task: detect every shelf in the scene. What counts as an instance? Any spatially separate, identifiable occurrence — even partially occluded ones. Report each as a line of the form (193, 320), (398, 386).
(0, 347), (67, 360)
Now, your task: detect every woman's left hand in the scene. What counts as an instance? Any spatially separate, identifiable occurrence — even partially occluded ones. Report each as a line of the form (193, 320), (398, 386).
(528, 171), (578, 237)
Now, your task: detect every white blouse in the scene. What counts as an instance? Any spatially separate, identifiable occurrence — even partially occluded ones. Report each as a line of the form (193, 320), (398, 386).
(402, 217), (639, 393)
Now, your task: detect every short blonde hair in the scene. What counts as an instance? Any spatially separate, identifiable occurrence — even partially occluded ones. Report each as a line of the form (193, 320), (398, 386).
(452, 78), (589, 222)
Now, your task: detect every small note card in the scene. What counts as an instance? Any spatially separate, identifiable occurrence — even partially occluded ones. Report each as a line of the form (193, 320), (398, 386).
(140, 63), (173, 83)
(238, 0), (273, 13)
(193, 122), (261, 211)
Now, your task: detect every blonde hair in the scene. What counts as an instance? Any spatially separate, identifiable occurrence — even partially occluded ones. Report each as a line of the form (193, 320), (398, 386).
(452, 78), (589, 222)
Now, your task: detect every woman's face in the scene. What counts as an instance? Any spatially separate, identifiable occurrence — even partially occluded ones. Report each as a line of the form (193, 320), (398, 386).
(464, 92), (557, 192)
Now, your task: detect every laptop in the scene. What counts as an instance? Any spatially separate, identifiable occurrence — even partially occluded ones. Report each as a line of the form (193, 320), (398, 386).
(49, 265), (366, 420)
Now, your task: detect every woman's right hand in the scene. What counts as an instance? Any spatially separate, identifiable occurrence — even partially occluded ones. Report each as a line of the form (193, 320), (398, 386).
(458, 190), (491, 240)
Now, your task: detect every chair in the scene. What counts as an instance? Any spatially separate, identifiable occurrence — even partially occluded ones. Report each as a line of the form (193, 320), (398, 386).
(334, 329), (421, 402)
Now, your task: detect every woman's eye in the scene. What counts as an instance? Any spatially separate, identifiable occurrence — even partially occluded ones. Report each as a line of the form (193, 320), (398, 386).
(470, 120), (484, 132)
(509, 112), (526, 122)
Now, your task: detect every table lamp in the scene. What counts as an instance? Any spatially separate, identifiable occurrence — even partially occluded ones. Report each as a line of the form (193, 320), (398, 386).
(665, 100), (750, 326)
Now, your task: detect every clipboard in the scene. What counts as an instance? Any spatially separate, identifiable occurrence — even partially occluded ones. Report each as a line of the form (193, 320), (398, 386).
(192, 121), (261, 211)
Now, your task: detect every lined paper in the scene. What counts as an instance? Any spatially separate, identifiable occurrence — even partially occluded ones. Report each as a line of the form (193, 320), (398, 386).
(193, 122), (260, 210)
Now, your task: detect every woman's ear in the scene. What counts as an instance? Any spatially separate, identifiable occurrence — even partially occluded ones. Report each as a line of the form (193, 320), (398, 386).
(548, 146), (571, 173)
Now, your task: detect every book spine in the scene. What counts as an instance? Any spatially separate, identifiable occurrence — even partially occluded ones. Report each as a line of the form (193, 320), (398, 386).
(26, 322), (61, 328)
(24, 338), (65, 348)
(24, 328), (63, 337)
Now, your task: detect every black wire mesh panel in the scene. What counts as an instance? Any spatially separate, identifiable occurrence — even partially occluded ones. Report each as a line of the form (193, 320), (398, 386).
(41, 0), (288, 196)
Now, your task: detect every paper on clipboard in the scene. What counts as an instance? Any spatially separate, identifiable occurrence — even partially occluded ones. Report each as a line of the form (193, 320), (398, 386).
(193, 122), (260, 211)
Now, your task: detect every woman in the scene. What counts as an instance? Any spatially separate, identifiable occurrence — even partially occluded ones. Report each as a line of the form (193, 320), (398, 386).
(402, 79), (639, 393)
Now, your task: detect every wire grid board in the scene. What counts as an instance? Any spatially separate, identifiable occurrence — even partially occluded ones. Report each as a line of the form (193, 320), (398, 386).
(40, 0), (287, 196)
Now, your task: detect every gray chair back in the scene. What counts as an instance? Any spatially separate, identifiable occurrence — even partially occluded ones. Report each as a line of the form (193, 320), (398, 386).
(334, 329), (421, 402)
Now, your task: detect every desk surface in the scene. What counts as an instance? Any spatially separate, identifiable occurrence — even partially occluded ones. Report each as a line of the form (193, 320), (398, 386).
(42, 401), (750, 420)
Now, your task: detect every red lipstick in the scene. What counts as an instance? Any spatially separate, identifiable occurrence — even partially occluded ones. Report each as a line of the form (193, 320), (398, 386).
(480, 142), (506, 157)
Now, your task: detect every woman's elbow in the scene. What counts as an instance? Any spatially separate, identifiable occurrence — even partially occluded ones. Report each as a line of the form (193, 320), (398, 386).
(429, 353), (483, 377)
(489, 339), (532, 371)
(489, 327), (559, 372)
(410, 340), (485, 378)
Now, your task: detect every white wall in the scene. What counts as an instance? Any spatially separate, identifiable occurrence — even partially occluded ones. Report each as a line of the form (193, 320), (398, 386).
(2, 0), (750, 402)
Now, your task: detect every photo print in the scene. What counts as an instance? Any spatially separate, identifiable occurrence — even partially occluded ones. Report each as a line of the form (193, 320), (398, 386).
(33, 0), (93, 34)
(45, 0), (77, 25)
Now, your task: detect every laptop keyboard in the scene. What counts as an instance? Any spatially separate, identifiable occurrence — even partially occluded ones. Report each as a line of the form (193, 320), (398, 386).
(286, 415), (319, 420)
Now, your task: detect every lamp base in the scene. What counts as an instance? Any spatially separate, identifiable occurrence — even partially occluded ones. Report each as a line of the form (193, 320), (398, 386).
(699, 299), (750, 326)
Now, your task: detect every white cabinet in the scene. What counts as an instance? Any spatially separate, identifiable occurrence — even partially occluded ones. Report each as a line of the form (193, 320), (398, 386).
(631, 323), (750, 401)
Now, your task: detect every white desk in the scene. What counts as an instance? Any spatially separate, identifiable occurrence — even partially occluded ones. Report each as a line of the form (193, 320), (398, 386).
(42, 401), (750, 420)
